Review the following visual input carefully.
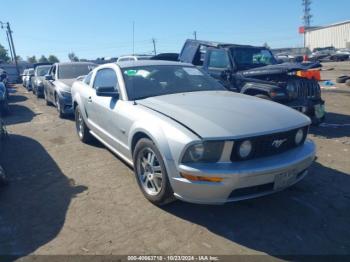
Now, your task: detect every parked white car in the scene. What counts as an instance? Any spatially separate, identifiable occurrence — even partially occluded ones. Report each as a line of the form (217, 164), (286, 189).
(117, 55), (152, 63)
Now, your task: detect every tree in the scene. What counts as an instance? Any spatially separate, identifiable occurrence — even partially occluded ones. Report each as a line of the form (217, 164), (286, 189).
(48, 55), (59, 63)
(0, 44), (10, 62)
(68, 52), (79, 62)
(16, 55), (23, 62)
(27, 56), (37, 63)
(263, 42), (270, 49)
(38, 55), (49, 63)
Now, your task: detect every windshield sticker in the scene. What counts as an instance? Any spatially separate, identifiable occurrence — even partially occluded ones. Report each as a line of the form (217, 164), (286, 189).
(125, 70), (138, 76)
(183, 67), (203, 76)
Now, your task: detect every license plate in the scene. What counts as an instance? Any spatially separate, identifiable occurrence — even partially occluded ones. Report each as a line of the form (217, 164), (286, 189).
(314, 104), (325, 119)
(274, 171), (298, 190)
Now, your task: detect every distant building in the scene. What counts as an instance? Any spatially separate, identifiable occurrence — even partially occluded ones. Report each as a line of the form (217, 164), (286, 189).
(305, 20), (350, 51)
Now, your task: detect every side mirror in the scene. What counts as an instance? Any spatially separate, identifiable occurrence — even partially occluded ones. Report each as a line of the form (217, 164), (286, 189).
(96, 86), (119, 98)
(45, 74), (53, 80)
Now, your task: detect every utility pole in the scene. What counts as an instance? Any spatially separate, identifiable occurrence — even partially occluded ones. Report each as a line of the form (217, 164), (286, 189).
(6, 23), (19, 75)
(152, 38), (157, 55)
(0, 22), (19, 76)
(193, 31), (197, 40)
(5, 30), (14, 61)
(302, 0), (312, 48)
(132, 21), (135, 56)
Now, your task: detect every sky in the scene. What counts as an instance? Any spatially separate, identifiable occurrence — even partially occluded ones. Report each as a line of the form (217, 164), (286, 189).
(0, 0), (349, 62)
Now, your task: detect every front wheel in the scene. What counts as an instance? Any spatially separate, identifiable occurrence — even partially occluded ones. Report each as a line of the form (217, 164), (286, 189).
(55, 94), (65, 118)
(133, 138), (175, 206)
(44, 89), (52, 106)
(75, 106), (93, 143)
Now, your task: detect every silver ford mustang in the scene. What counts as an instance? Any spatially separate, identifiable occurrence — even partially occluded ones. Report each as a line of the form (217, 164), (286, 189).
(71, 60), (316, 205)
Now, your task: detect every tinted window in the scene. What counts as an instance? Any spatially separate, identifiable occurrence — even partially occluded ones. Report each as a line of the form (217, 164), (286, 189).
(123, 65), (225, 100)
(58, 64), (95, 79)
(208, 50), (230, 69)
(93, 68), (118, 89)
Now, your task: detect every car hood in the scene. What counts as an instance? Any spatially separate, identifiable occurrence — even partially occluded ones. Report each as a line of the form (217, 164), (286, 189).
(56, 79), (76, 92)
(137, 91), (310, 139)
(240, 62), (322, 77)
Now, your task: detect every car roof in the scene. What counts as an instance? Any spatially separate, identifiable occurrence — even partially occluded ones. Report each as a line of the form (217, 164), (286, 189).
(116, 60), (193, 68)
(184, 39), (266, 49)
(56, 62), (97, 66)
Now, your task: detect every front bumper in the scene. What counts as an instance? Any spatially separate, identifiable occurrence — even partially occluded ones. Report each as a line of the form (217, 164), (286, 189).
(170, 140), (316, 204)
(284, 98), (325, 124)
(58, 93), (74, 115)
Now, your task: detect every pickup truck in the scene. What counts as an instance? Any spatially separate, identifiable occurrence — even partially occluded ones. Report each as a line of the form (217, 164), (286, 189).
(178, 39), (325, 124)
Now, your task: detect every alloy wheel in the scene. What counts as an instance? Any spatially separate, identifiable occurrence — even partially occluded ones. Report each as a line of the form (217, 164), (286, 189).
(136, 148), (163, 196)
(76, 109), (84, 138)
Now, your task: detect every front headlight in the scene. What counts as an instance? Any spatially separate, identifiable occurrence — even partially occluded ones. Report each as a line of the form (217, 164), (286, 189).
(286, 83), (298, 99)
(182, 141), (224, 163)
(60, 90), (71, 98)
(36, 80), (43, 85)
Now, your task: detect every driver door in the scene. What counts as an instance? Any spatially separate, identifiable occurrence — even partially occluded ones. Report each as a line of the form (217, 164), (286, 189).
(88, 68), (124, 152)
(204, 48), (238, 91)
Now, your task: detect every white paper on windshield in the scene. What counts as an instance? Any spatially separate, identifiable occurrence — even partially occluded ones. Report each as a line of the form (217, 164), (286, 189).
(183, 67), (203, 76)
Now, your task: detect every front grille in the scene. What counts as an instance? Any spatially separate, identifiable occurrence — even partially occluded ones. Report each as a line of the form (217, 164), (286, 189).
(230, 126), (308, 162)
(292, 78), (321, 99)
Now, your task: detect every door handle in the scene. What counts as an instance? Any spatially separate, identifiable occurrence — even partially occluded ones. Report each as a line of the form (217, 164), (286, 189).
(88, 96), (92, 103)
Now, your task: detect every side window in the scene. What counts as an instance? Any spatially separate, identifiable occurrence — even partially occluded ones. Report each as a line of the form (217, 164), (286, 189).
(208, 50), (230, 70)
(51, 66), (56, 78)
(84, 71), (93, 85)
(93, 68), (118, 90)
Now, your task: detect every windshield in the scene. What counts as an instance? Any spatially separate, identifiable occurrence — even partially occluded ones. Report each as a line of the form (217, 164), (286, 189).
(230, 47), (276, 70)
(36, 66), (51, 76)
(58, 64), (95, 79)
(122, 65), (225, 100)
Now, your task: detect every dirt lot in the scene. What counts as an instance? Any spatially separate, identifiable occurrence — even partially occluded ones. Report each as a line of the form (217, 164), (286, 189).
(0, 62), (350, 259)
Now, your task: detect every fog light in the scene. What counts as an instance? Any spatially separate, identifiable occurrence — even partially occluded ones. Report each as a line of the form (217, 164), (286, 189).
(238, 140), (252, 159)
(295, 129), (304, 145)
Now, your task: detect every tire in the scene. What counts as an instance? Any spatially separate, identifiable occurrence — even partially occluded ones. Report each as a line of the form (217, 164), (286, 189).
(55, 94), (65, 118)
(255, 94), (272, 100)
(346, 79), (350, 87)
(336, 75), (350, 83)
(44, 89), (52, 106)
(35, 88), (41, 98)
(133, 138), (175, 206)
(75, 106), (93, 143)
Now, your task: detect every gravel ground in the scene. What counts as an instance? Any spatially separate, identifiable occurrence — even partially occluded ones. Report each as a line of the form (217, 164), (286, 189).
(0, 62), (349, 259)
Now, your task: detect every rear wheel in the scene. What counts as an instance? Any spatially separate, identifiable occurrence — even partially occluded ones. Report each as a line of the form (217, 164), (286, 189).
(75, 106), (93, 143)
(133, 138), (175, 206)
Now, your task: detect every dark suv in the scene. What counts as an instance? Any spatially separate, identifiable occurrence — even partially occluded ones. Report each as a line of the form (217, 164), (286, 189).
(178, 39), (325, 124)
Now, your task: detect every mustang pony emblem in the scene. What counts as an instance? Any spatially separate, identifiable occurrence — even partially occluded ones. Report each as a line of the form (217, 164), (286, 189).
(272, 139), (287, 148)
